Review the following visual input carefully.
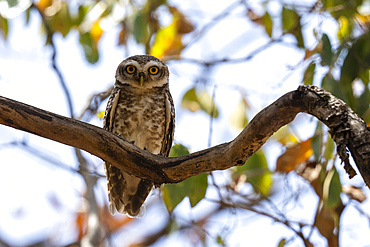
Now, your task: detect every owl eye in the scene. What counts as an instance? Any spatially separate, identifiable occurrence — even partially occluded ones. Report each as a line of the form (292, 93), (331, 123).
(148, 66), (159, 75)
(126, 65), (136, 74)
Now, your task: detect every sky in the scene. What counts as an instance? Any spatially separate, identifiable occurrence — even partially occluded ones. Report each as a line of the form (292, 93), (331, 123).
(0, 0), (369, 246)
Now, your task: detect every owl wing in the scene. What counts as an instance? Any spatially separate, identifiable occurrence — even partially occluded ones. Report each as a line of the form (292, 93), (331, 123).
(103, 86), (123, 215)
(103, 86), (120, 131)
(103, 87), (153, 217)
(160, 88), (175, 157)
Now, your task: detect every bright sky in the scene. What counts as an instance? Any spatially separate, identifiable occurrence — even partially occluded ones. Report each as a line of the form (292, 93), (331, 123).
(0, 0), (369, 246)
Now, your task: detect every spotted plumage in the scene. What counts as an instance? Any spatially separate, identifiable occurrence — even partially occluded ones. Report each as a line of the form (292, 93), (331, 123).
(103, 55), (175, 217)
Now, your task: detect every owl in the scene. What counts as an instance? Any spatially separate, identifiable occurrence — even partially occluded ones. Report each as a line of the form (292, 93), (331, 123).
(103, 55), (175, 217)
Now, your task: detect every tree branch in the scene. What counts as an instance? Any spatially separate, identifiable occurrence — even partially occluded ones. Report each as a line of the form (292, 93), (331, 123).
(1, 85), (369, 186)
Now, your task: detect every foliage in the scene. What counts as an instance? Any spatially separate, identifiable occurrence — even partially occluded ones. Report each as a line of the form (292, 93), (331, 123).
(0, 0), (369, 246)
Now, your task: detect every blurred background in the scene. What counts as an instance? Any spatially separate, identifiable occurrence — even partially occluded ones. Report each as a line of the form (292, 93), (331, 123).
(0, 0), (370, 246)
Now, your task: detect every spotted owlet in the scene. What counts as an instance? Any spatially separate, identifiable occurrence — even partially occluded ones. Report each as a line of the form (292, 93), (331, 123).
(103, 55), (175, 217)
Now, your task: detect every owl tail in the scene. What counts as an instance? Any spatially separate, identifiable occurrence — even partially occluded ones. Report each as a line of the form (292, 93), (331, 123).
(105, 162), (153, 218)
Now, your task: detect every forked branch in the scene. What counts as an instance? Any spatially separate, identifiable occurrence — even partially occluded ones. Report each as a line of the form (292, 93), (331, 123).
(0, 85), (369, 186)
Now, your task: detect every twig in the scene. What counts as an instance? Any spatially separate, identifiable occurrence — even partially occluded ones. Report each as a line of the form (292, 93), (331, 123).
(185, 0), (245, 48)
(215, 199), (313, 246)
(78, 86), (113, 121)
(166, 38), (283, 66)
(32, 4), (74, 118)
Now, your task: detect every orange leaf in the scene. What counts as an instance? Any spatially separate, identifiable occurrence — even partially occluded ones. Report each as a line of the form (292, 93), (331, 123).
(276, 139), (313, 173)
(100, 206), (133, 233)
(36, 0), (52, 12)
(75, 211), (87, 240)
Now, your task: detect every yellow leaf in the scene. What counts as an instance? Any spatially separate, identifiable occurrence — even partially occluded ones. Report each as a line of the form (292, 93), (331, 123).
(229, 100), (248, 130)
(96, 110), (105, 119)
(150, 20), (182, 59)
(91, 21), (103, 44)
(337, 16), (352, 41)
(276, 139), (313, 173)
(197, 90), (218, 118)
(272, 126), (298, 146)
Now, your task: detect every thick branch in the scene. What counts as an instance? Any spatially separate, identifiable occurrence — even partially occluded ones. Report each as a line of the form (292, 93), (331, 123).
(0, 85), (369, 186)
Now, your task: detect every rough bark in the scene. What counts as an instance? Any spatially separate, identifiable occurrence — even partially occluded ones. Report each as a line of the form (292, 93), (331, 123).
(0, 85), (369, 186)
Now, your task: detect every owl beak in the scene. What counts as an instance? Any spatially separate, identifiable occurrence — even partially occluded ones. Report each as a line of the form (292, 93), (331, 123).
(139, 72), (145, 86)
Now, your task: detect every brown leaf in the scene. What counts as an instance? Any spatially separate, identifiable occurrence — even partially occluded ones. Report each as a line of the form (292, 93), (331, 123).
(247, 9), (263, 25)
(168, 6), (194, 34)
(315, 202), (344, 247)
(276, 139), (313, 173)
(342, 185), (366, 203)
(118, 27), (127, 45)
(304, 48), (316, 60)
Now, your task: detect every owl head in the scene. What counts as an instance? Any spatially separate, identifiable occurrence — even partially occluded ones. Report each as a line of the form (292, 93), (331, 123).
(115, 55), (169, 88)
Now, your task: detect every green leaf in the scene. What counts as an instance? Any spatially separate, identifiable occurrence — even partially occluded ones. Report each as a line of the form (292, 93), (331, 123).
(339, 33), (370, 109)
(312, 121), (323, 161)
(0, 16), (9, 40)
(282, 7), (297, 31)
(170, 143), (190, 157)
(357, 86), (370, 121)
(163, 144), (208, 212)
(342, 34), (370, 83)
(216, 235), (226, 246)
(303, 62), (316, 85)
(6, 0), (19, 8)
(133, 11), (148, 44)
(51, 3), (73, 37)
(163, 173), (208, 212)
(181, 87), (200, 112)
(234, 150), (272, 196)
(322, 72), (353, 108)
(25, 6), (31, 25)
(181, 88), (219, 118)
(278, 238), (286, 247)
(74, 5), (90, 26)
(359, 69), (369, 87)
(323, 0), (362, 19)
(263, 11), (273, 37)
(79, 32), (99, 64)
(324, 136), (335, 162)
(323, 167), (342, 208)
(197, 90), (219, 118)
(321, 34), (333, 66)
(282, 7), (304, 47)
